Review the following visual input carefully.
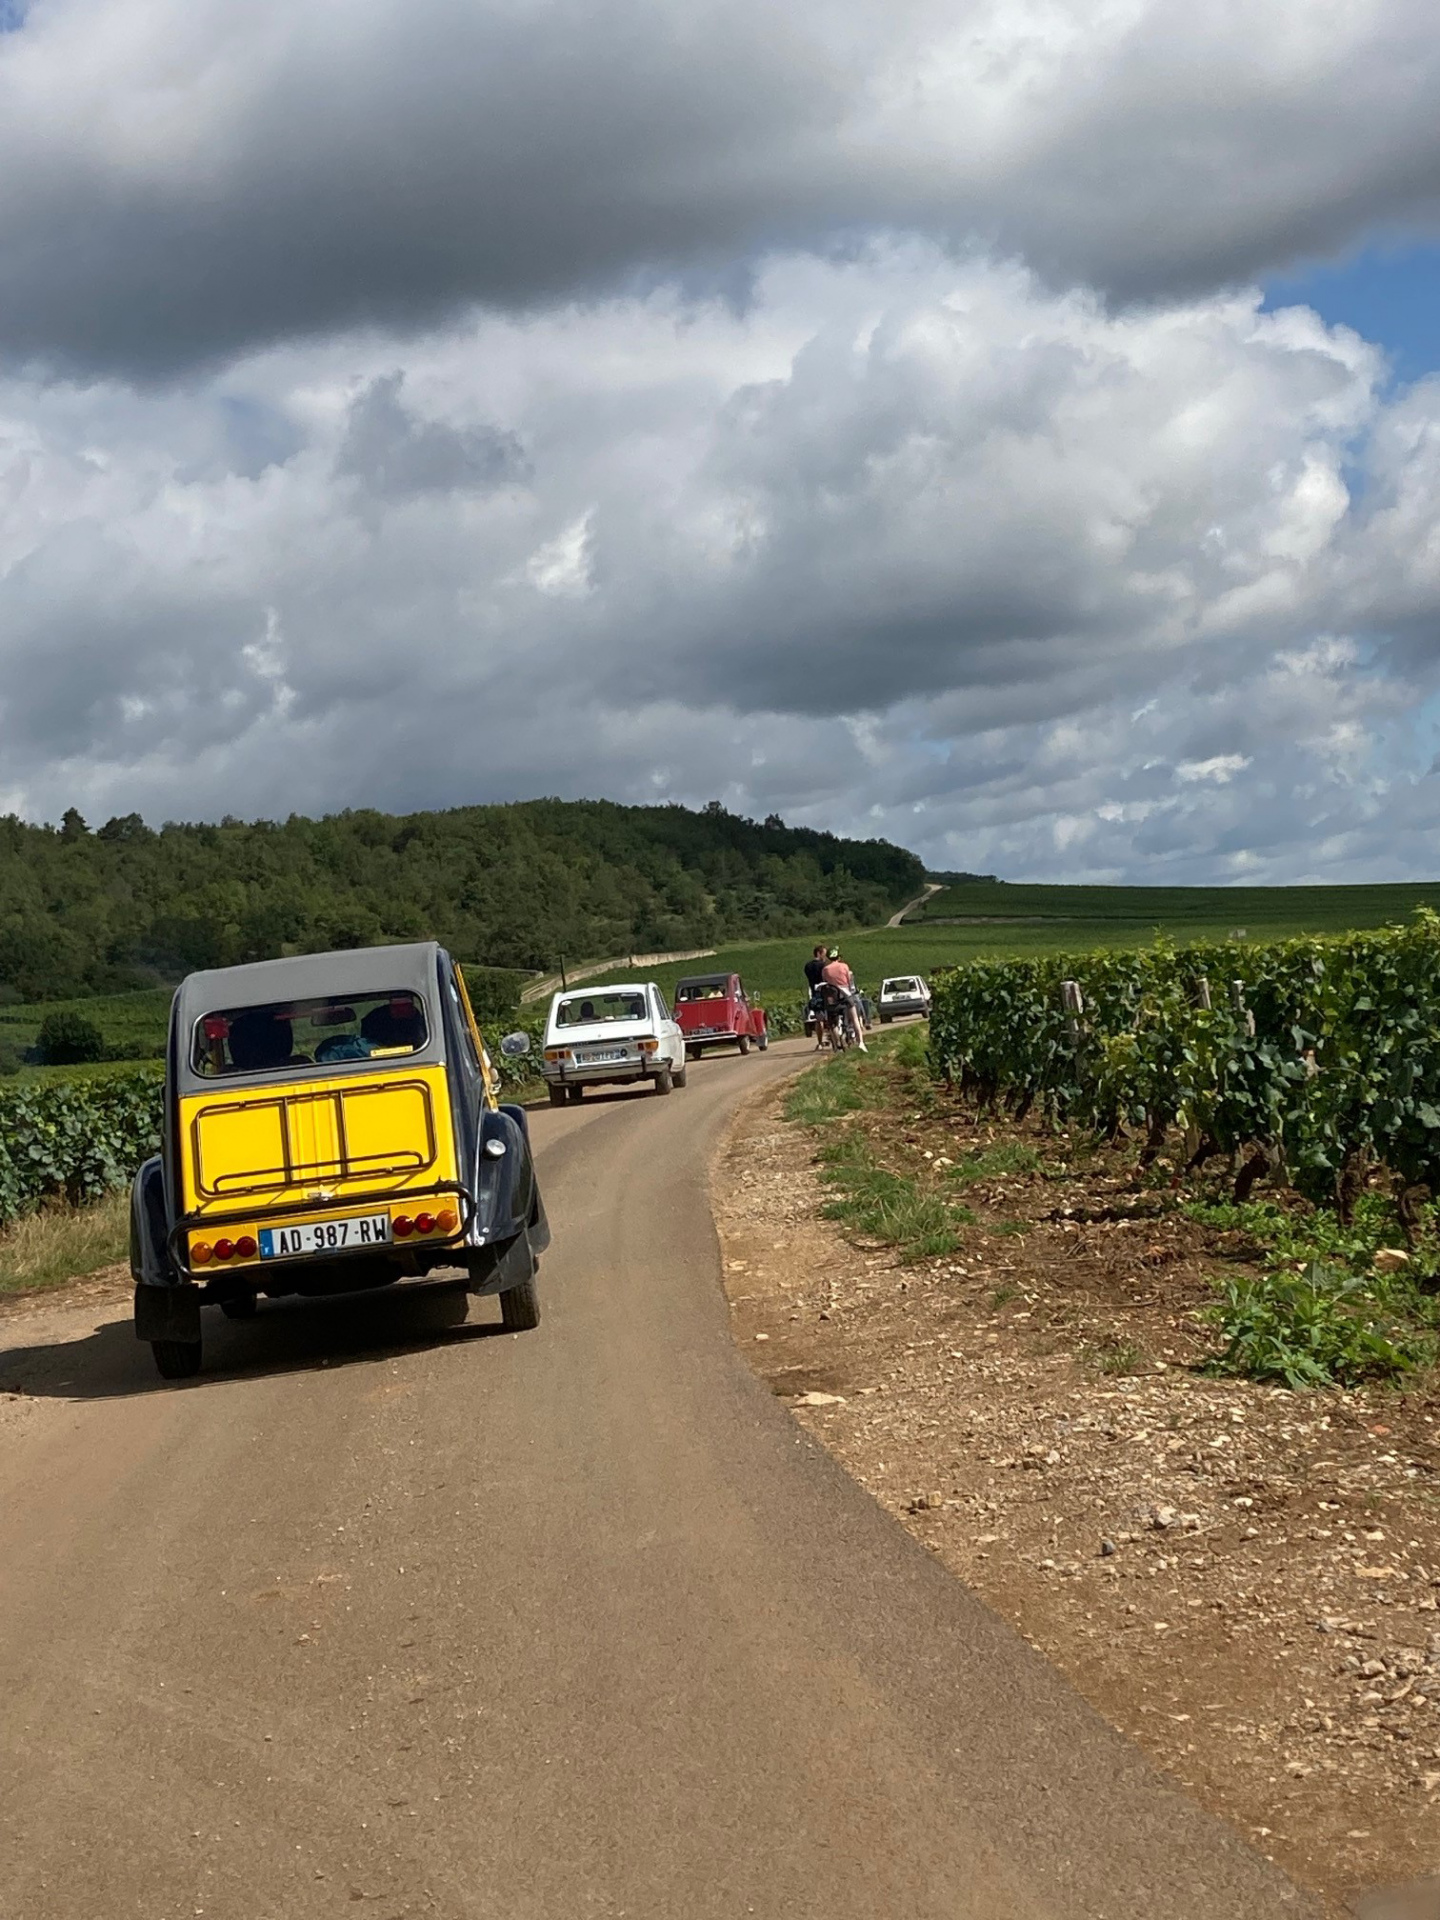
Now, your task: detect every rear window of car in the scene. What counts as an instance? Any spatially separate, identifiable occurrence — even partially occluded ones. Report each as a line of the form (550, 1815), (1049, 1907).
(554, 991), (647, 1027)
(192, 990), (428, 1077)
(676, 981), (730, 1002)
(885, 978), (921, 994)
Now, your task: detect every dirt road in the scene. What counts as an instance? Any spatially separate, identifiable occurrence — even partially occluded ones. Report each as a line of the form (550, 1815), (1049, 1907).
(0, 1041), (1312, 1920)
(886, 881), (942, 928)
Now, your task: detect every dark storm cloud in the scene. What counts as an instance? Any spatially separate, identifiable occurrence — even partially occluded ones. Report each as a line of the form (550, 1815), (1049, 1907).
(3, 0), (1440, 378)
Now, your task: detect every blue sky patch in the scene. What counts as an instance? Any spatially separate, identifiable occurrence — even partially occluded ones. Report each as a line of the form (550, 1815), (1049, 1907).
(1267, 239), (1440, 384)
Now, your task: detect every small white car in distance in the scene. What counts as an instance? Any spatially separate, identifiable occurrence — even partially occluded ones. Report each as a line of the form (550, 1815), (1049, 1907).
(541, 982), (688, 1104)
(878, 975), (932, 1022)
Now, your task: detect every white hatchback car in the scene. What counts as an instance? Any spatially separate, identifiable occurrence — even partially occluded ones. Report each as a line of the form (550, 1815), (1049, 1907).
(878, 975), (932, 1022)
(541, 981), (688, 1104)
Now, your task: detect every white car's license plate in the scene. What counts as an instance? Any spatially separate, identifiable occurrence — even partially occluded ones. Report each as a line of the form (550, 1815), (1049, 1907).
(259, 1213), (391, 1259)
(580, 1047), (630, 1063)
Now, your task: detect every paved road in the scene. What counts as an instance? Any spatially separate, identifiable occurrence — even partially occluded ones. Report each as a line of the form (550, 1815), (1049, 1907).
(0, 1041), (1313, 1920)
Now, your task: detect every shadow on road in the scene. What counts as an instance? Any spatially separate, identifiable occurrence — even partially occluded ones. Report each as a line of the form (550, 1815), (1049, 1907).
(0, 1276), (508, 1404)
(528, 1055), (774, 1115)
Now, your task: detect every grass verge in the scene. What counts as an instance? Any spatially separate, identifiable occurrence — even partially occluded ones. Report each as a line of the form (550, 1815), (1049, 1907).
(0, 1191), (130, 1297)
(785, 1031), (974, 1264)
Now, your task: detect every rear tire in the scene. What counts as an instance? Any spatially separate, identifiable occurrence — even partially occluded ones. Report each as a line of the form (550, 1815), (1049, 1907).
(653, 1067), (673, 1095)
(220, 1293), (257, 1320)
(500, 1271), (541, 1332)
(737, 1034), (750, 1056)
(675, 1058), (688, 1088)
(685, 1045), (698, 1061)
(567, 1085), (584, 1103)
(151, 1338), (202, 1380)
(757, 1032), (769, 1051)
(548, 1085), (566, 1107)
(880, 1014), (892, 1025)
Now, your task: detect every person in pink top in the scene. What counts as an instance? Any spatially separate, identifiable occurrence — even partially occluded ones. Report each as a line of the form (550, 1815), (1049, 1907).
(820, 948), (866, 1050)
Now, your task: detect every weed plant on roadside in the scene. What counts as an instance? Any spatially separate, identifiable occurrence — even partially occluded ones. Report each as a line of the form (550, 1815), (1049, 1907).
(1203, 1261), (1432, 1389)
(944, 1143), (1042, 1186)
(1184, 1191), (1440, 1283)
(1085, 1334), (1146, 1377)
(817, 1152), (975, 1262)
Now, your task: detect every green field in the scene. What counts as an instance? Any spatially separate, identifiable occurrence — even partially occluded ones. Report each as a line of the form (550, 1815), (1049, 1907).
(9, 880), (1440, 1071)
(903, 878), (1440, 935)
(0, 985), (172, 1075)
(641, 879), (1440, 1022)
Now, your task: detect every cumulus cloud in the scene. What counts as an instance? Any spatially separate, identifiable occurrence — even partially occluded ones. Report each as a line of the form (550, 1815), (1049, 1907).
(2, 0), (1440, 375)
(4, 247), (1440, 880)
(5, 1), (1440, 883)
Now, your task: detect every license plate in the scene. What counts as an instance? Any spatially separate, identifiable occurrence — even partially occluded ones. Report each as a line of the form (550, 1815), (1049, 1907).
(580, 1047), (629, 1064)
(258, 1213), (392, 1259)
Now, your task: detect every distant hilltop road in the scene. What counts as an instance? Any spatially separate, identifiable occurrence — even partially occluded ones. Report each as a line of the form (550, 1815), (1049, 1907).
(888, 881), (943, 928)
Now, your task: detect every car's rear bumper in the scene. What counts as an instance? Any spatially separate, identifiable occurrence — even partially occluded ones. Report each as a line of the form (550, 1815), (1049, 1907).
(165, 1181), (475, 1281)
(881, 1002), (930, 1018)
(541, 1062), (665, 1085)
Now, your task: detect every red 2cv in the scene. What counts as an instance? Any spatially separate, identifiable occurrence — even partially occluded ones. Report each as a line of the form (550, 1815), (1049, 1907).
(673, 972), (769, 1060)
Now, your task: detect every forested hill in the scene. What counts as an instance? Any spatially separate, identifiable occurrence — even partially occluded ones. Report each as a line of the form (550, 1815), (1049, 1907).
(0, 800), (925, 1004)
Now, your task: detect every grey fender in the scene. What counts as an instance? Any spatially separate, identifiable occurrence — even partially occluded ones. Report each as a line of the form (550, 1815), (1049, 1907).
(465, 1105), (549, 1291)
(130, 1155), (203, 1343)
(129, 1155), (175, 1288)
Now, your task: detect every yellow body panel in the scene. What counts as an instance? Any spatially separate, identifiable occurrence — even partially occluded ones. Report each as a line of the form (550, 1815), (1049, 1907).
(453, 966), (500, 1110)
(180, 1064), (459, 1264)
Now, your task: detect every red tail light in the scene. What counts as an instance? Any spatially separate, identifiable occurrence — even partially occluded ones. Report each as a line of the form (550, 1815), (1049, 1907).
(414, 1212), (436, 1235)
(393, 1215), (414, 1237)
(235, 1235), (258, 1259)
(213, 1238), (235, 1262)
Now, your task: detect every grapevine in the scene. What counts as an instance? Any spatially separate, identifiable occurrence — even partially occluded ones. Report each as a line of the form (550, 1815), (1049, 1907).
(928, 912), (1440, 1211)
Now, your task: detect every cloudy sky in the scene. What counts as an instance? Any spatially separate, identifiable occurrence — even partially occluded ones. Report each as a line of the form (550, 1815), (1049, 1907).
(5, 0), (1440, 882)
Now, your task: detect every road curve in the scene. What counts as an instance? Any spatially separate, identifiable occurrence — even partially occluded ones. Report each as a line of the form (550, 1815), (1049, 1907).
(0, 1041), (1312, 1920)
(887, 881), (943, 928)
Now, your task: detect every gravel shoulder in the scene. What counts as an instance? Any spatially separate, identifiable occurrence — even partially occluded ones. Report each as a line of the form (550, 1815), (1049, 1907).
(713, 1055), (1440, 1916)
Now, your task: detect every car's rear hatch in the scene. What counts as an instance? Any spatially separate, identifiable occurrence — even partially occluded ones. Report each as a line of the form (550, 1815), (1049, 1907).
(545, 1019), (656, 1070)
(675, 1000), (736, 1037)
(180, 1066), (456, 1215)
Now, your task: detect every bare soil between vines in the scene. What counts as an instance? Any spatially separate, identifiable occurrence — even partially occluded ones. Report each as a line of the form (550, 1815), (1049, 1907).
(714, 1065), (1440, 1916)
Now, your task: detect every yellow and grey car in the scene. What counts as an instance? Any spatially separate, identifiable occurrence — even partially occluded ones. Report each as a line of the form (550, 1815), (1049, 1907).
(129, 942), (547, 1378)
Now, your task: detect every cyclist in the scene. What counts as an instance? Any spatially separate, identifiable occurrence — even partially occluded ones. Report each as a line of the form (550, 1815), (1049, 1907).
(821, 948), (867, 1051)
(803, 943), (828, 1049)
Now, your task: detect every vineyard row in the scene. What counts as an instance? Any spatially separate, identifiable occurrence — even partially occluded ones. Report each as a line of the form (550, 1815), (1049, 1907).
(927, 913), (1440, 1214)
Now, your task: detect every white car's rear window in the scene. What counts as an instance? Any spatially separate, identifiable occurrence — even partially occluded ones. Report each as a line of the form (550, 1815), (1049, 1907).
(555, 991), (647, 1027)
(884, 979), (921, 995)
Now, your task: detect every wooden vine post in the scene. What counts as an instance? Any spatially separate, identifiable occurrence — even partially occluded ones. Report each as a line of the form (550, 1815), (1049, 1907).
(1060, 978), (1084, 1039)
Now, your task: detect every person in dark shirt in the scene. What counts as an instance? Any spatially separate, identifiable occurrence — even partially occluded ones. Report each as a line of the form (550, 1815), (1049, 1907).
(803, 944), (827, 1048)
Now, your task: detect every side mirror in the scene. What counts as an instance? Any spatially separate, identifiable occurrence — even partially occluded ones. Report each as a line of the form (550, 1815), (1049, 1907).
(499, 1031), (532, 1059)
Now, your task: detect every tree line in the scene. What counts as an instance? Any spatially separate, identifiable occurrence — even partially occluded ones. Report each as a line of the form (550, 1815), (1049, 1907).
(0, 798), (925, 1006)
